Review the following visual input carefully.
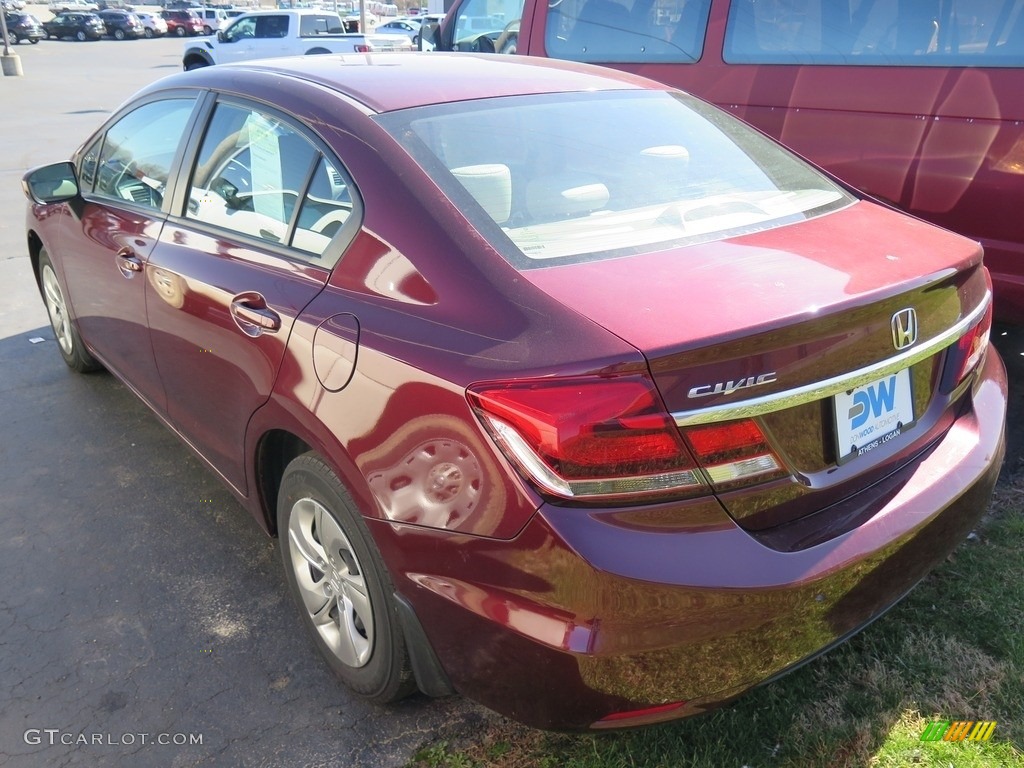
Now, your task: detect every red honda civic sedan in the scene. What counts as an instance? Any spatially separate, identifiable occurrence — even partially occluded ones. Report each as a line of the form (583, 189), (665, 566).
(23, 53), (1006, 730)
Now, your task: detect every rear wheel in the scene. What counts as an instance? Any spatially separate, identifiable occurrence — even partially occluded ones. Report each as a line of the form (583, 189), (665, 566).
(143, 26), (153, 38)
(277, 453), (414, 703)
(6, 32), (16, 45)
(175, 25), (185, 36)
(29, 36), (40, 43)
(75, 29), (86, 41)
(202, 24), (211, 34)
(38, 250), (102, 374)
(113, 28), (125, 39)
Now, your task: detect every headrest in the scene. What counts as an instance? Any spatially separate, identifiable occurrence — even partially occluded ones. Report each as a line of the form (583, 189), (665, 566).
(450, 164), (512, 225)
(525, 173), (609, 222)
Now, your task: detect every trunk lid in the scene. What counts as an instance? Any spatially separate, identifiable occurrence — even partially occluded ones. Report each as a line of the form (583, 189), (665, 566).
(523, 201), (990, 530)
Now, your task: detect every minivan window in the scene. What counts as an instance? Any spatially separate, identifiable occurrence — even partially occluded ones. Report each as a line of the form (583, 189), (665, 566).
(725, 0), (1024, 66)
(546, 0), (711, 62)
(380, 90), (852, 266)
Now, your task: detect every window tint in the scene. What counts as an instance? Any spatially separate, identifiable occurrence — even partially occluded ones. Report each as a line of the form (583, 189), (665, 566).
(546, 0), (711, 62)
(450, 0), (521, 52)
(255, 14), (288, 37)
(186, 102), (357, 262)
(725, 0), (1024, 66)
(91, 98), (197, 210)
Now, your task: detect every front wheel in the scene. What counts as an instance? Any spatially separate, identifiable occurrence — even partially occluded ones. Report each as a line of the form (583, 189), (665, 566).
(75, 30), (86, 41)
(6, 32), (17, 45)
(143, 26), (153, 38)
(277, 453), (414, 703)
(184, 60), (207, 70)
(29, 36), (39, 44)
(175, 25), (185, 36)
(38, 250), (102, 374)
(202, 24), (211, 34)
(113, 28), (125, 40)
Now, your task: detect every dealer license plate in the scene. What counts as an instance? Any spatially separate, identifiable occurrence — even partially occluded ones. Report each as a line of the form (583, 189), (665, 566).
(834, 368), (915, 464)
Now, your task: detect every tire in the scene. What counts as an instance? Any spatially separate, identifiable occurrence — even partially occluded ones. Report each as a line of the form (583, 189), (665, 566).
(75, 29), (86, 41)
(202, 24), (211, 34)
(6, 32), (16, 46)
(30, 36), (40, 43)
(277, 453), (415, 703)
(38, 250), (103, 374)
(113, 28), (125, 39)
(184, 59), (207, 70)
(143, 27), (153, 38)
(175, 25), (185, 36)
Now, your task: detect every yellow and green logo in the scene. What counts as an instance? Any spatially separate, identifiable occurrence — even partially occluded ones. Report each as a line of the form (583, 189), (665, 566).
(920, 720), (997, 742)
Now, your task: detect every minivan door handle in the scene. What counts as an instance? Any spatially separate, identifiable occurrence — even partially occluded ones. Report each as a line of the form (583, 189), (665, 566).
(230, 292), (281, 337)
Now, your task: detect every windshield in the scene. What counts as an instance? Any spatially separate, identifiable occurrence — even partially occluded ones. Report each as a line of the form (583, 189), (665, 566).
(377, 90), (854, 267)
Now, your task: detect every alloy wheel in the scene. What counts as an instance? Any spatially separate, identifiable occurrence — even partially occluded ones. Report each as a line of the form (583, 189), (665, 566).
(41, 264), (74, 356)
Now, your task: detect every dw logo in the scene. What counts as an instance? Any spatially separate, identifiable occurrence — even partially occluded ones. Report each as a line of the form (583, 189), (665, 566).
(848, 375), (897, 430)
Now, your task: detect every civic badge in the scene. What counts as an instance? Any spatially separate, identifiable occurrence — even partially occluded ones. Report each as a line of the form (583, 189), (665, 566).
(891, 308), (918, 350)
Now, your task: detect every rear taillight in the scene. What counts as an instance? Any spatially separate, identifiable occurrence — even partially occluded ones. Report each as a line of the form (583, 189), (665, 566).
(683, 420), (787, 490)
(469, 375), (705, 501)
(468, 374), (788, 502)
(952, 298), (993, 386)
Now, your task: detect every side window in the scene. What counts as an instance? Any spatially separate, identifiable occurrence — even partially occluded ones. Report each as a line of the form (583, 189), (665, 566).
(91, 98), (197, 210)
(78, 136), (102, 193)
(185, 102), (357, 263)
(725, 0), (1024, 65)
(254, 14), (288, 38)
(224, 16), (255, 40)
(451, 0), (522, 52)
(546, 0), (711, 62)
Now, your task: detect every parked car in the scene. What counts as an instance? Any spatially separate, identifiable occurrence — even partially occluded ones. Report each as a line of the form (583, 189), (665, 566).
(22, 54), (1005, 732)
(160, 7), (203, 35)
(134, 10), (167, 36)
(1, 0), (26, 11)
(376, 17), (420, 43)
(182, 9), (411, 69)
(47, 0), (98, 11)
(95, 0), (133, 9)
(97, 8), (145, 38)
(434, 0), (1024, 324)
(3, 11), (44, 43)
(195, 6), (227, 34)
(42, 11), (105, 39)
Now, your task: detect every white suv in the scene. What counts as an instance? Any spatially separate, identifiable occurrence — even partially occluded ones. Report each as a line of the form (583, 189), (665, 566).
(48, 0), (98, 10)
(196, 6), (227, 34)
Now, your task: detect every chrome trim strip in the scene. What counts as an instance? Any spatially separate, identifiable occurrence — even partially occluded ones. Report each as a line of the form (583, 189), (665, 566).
(672, 293), (990, 428)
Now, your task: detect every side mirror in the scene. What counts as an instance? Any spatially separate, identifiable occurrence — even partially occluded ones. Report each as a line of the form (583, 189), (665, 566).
(22, 162), (80, 205)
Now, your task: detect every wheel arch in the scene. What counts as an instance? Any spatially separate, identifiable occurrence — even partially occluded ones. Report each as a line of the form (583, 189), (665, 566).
(254, 428), (313, 537)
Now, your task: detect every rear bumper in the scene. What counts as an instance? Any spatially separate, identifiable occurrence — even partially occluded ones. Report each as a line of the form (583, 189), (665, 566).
(375, 349), (1007, 730)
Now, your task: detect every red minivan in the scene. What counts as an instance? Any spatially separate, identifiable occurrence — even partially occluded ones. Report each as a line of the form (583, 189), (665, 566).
(431, 0), (1024, 323)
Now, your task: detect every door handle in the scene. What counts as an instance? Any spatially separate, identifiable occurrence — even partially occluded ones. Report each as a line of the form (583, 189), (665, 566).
(115, 247), (143, 278)
(230, 292), (281, 337)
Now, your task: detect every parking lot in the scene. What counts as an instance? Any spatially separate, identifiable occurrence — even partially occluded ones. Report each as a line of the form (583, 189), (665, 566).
(1, 27), (1022, 768)
(0, 36), (485, 768)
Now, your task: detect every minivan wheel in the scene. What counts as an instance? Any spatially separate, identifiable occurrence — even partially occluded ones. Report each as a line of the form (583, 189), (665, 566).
(277, 453), (415, 703)
(113, 28), (125, 39)
(75, 30), (86, 41)
(39, 250), (102, 374)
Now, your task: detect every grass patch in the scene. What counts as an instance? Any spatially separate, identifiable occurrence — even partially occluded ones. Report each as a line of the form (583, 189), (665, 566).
(409, 474), (1024, 768)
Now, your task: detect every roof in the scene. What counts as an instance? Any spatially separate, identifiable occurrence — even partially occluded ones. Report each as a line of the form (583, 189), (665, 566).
(206, 52), (664, 113)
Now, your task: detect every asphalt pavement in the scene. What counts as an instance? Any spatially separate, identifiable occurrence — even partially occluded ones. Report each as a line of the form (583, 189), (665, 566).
(0, 32), (484, 768)
(0, 23), (1021, 768)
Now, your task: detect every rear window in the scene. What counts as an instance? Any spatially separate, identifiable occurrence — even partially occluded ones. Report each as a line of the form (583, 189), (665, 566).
(725, 0), (1024, 66)
(378, 90), (853, 267)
